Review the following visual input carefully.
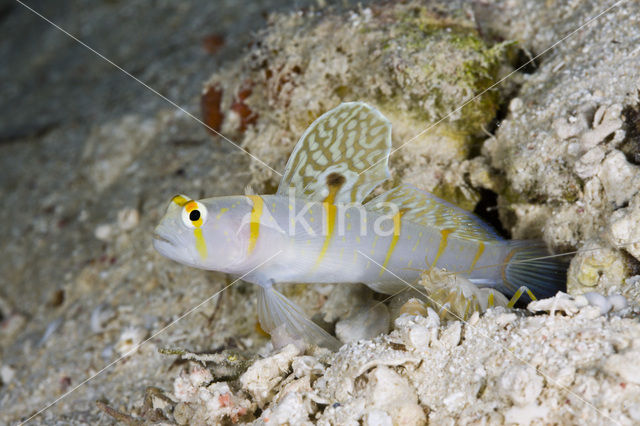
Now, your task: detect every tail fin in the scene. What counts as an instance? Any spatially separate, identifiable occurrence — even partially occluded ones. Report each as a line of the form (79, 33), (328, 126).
(497, 242), (568, 302)
(257, 285), (341, 351)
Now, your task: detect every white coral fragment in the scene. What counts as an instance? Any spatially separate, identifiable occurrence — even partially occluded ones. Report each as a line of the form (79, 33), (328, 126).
(603, 344), (640, 385)
(173, 364), (253, 424)
(335, 302), (390, 344)
(581, 104), (624, 149)
(527, 292), (588, 316)
(362, 366), (426, 426)
(117, 207), (139, 231)
(239, 344), (300, 407)
(114, 326), (147, 356)
(598, 150), (640, 207)
(499, 366), (543, 406)
(608, 192), (640, 262)
(394, 309), (440, 352)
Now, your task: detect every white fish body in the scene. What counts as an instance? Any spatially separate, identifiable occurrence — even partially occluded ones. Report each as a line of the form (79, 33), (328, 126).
(153, 103), (566, 350)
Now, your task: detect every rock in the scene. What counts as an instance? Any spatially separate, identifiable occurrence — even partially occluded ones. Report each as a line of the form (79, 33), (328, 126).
(607, 294), (628, 312)
(603, 345), (640, 385)
(608, 192), (640, 263)
(94, 224), (113, 241)
(598, 150), (640, 207)
(498, 366), (544, 406)
(362, 366), (426, 426)
(117, 207), (140, 231)
(173, 364), (214, 402)
(292, 355), (324, 378)
(257, 391), (314, 425)
(528, 292), (589, 316)
(114, 326), (147, 356)
(503, 403), (550, 426)
(583, 292), (612, 314)
(173, 365), (253, 424)
(438, 321), (462, 349)
(394, 309), (440, 352)
(240, 344), (300, 407)
(0, 365), (15, 385)
(567, 239), (629, 296)
(481, 0), (640, 297)
(206, 1), (511, 209)
(335, 302), (390, 344)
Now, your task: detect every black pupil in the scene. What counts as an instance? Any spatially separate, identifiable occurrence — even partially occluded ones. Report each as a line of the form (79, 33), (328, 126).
(189, 210), (201, 221)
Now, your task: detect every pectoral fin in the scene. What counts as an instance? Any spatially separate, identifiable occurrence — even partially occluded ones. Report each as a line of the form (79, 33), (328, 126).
(257, 284), (341, 351)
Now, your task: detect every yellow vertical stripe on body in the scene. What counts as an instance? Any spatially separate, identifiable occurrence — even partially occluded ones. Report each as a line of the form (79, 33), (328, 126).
(380, 211), (403, 276)
(314, 184), (340, 268)
(193, 228), (208, 259)
(430, 229), (454, 270)
(246, 195), (264, 255)
(469, 242), (485, 271)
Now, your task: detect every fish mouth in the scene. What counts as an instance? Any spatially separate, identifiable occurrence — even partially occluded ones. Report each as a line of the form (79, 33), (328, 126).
(152, 231), (175, 246)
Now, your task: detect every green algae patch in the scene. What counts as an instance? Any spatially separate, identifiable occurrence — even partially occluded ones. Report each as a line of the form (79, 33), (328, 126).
(205, 1), (513, 211)
(389, 5), (509, 135)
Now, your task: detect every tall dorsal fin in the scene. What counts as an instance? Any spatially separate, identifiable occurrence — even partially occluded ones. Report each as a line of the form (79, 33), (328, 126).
(276, 102), (391, 204)
(364, 184), (502, 242)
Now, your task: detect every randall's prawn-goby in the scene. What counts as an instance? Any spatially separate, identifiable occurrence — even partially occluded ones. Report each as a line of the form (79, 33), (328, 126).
(153, 102), (567, 350)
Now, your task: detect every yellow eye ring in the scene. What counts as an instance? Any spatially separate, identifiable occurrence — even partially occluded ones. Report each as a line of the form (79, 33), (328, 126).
(181, 201), (207, 229)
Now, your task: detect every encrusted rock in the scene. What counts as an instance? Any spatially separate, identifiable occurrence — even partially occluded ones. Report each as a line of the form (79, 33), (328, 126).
(567, 239), (630, 296)
(498, 366), (543, 406)
(206, 1), (511, 210)
(335, 302), (390, 344)
(239, 344), (300, 407)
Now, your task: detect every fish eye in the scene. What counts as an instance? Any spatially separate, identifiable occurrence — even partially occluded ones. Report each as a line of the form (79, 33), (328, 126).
(181, 201), (207, 229)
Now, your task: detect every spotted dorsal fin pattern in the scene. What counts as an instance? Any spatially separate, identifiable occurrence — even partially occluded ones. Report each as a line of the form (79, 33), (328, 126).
(364, 183), (502, 242)
(276, 102), (392, 204)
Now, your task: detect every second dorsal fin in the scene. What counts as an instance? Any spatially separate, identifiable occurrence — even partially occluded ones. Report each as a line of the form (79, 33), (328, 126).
(364, 184), (502, 242)
(276, 102), (392, 204)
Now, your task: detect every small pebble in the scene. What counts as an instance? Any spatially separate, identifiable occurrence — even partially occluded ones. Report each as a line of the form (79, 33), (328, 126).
(336, 303), (390, 343)
(115, 326), (147, 356)
(1, 365), (15, 384)
(607, 294), (628, 312)
(38, 318), (63, 346)
(91, 303), (115, 333)
(94, 224), (113, 241)
(117, 207), (139, 231)
(584, 292), (612, 314)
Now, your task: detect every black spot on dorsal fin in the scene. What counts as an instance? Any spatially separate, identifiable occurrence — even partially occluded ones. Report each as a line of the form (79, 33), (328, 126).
(326, 172), (346, 188)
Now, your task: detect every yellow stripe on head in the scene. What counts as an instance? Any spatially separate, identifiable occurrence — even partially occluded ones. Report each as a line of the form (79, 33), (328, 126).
(194, 228), (208, 259)
(172, 194), (190, 206)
